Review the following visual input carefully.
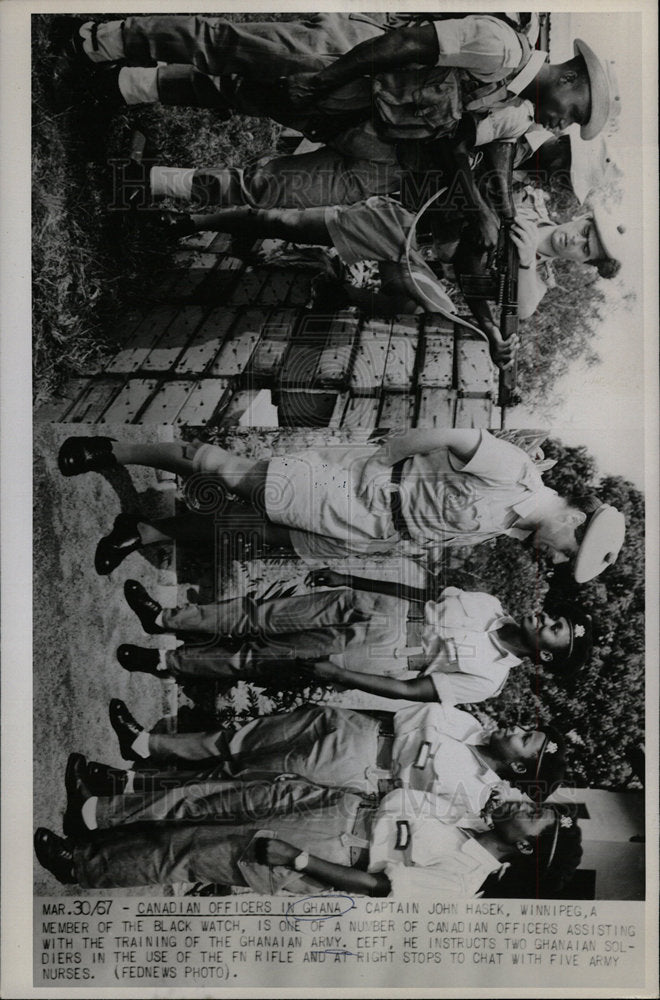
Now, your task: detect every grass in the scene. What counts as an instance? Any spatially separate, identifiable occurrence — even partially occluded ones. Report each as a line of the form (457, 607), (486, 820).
(32, 13), (286, 402)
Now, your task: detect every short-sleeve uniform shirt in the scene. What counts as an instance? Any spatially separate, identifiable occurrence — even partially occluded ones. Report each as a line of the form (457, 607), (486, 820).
(415, 588), (522, 705)
(430, 17), (547, 148)
(229, 429), (554, 564)
(368, 787), (503, 896)
(397, 428), (553, 550)
(430, 15), (526, 80)
(391, 703), (521, 820)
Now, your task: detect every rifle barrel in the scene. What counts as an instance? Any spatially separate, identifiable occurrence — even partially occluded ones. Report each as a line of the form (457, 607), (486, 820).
(487, 143), (520, 408)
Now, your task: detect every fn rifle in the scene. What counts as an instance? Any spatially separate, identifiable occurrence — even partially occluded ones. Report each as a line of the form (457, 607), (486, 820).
(459, 140), (520, 407)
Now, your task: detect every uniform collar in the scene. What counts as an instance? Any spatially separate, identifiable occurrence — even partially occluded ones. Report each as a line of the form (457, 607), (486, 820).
(453, 589), (505, 627)
(460, 833), (504, 874)
(507, 49), (548, 97)
(465, 742), (502, 782)
(507, 486), (558, 536)
(462, 727), (493, 748)
(488, 622), (523, 667)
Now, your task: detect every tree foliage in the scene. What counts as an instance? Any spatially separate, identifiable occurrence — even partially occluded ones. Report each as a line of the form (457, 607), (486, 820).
(516, 261), (605, 404)
(458, 437), (645, 789)
(515, 181), (605, 404)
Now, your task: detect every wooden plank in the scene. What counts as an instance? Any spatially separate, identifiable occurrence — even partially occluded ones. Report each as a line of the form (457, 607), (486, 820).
(250, 338), (289, 379)
(227, 268), (268, 305)
(106, 307), (146, 346)
(382, 333), (417, 390)
(456, 334), (494, 392)
(389, 316), (419, 337)
(175, 307), (236, 374)
(105, 306), (179, 373)
(33, 379), (91, 422)
(294, 313), (329, 341)
(416, 388), (456, 428)
(314, 313), (359, 387)
(107, 307), (178, 371)
(378, 393), (414, 430)
(454, 395), (494, 428)
(208, 233), (234, 253)
(216, 255), (245, 274)
(207, 254), (244, 296)
(65, 379), (125, 423)
(263, 308), (299, 340)
(328, 392), (349, 428)
(341, 394), (381, 429)
(279, 343), (323, 388)
(256, 270), (296, 305)
(315, 342), (355, 386)
(350, 321), (391, 393)
(328, 311), (360, 338)
(142, 306), (207, 372)
(172, 250), (220, 272)
(207, 308), (266, 376)
(167, 267), (213, 298)
(149, 262), (215, 300)
(248, 308), (298, 378)
(419, 330), (454, 388)
(424, 316), (455, 337)
(174, 378), (231, 426)
(100, 378), (160, 424)
(145, 267), (186, 299)
(136, 380), (197, 423)
(279, 316), (327, 387)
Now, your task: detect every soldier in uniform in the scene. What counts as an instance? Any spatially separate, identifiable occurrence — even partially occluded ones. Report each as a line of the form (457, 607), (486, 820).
(145, 184), (626, 366)
(73, 699), (568, 815)
(35, 786), (582, 898)
(57, 429), (626, 581)
(59, 15), (618, 221)
(114, 574), (594, 706)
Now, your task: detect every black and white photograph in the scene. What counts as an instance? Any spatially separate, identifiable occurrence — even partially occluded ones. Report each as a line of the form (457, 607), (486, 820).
(0, 2), (658, 995)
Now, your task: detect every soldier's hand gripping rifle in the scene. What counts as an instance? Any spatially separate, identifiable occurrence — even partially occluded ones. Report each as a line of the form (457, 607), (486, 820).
(458, 140), (520, 406)
(490, 140), (519, 407)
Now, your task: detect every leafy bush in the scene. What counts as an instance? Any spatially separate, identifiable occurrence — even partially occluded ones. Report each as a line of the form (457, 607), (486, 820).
(459, 438), (645, 789)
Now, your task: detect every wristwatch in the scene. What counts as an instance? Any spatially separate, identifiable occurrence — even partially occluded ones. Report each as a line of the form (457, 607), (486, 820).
(293, 851), (309, 872)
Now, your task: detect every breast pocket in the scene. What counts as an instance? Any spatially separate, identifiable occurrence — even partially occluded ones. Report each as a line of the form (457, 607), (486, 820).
(411, 72), (464, 135)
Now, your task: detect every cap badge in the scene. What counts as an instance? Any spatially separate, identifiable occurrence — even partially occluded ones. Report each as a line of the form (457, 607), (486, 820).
(546, 741), (558, 755)
(574, 624), (586, 638)
(560, 816), (573, 829)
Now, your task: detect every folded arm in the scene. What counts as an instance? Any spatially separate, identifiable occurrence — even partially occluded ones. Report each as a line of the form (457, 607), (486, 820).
(261, 838), (390, 896)
(306, 661), (438, 702)
(311, 23), (439, 94)
(381, 428), (482, 465)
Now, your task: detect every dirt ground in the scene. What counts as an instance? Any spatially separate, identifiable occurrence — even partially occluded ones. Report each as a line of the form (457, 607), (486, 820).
(33, 423), (179, 895)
